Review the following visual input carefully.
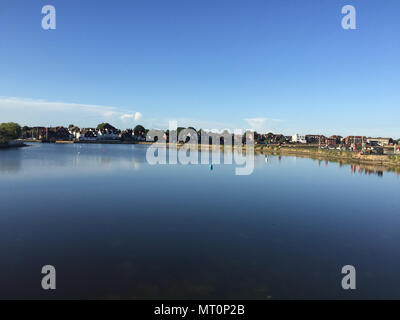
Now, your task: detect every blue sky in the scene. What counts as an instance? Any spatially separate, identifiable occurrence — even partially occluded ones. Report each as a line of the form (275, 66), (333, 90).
(0, 0), (399, 137)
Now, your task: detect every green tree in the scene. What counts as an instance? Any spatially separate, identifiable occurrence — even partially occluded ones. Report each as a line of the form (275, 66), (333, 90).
(0, 122), (22, 143)
(133, 125), (146, 135)
(97, 123), (117, 131)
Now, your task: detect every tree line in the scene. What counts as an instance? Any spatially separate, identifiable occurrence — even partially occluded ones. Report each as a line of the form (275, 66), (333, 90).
(0, 123), (21, 144)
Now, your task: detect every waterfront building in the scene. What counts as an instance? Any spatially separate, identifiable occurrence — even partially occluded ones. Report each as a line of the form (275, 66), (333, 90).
(292, 134), (307, 143)
(366, 137), (393, 146)
(97, 128), (119, 140)
(305, 135), (326, 144)
(325, 137), (338, 146)
(80, 129), (97, 141)
(345, 136), (366, 145)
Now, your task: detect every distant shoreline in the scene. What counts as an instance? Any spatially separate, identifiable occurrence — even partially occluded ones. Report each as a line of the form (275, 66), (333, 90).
(0, 141), (27, 149)
(255, 145), (400, 169)
(17, 139), (400, 170)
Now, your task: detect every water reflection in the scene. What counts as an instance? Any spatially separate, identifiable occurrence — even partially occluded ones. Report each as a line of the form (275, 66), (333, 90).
(309, 157), (398, 177)
(2, 144), (400, 179)
(0, 149), (22, 173)
(0, 144), (146, 178)
(1, 143), (400, 299)
(350, 164), (384, 177)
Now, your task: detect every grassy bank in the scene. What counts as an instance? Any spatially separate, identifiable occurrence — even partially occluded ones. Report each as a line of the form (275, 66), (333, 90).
(255, 145), (400, 168)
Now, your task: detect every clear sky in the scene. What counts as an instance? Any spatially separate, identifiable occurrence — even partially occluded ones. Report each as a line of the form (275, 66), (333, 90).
(0, 0), (399, 137)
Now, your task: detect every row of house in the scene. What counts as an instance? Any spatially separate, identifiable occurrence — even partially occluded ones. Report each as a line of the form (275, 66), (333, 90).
(69, 127), (121, 141)
(23, 126), (147, 142)
(290, 134), (394, 147)
(21, 126), (397, 147)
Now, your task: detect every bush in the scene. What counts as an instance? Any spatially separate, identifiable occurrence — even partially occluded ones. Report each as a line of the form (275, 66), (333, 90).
(0, 122), (21, 143)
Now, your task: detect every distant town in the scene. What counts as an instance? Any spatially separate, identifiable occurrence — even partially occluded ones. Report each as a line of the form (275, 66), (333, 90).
(1, 122), (400, 155)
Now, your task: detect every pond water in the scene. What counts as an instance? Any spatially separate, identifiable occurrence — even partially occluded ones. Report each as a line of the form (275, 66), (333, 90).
(0, 143), (399, 299)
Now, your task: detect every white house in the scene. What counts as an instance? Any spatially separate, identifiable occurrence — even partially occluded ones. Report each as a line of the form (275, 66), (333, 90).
(96, 129), (119, 140)
(292, 134), (307, 143)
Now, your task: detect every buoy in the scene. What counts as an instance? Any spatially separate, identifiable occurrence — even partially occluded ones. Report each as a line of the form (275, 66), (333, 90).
(209, 164), (213, 170)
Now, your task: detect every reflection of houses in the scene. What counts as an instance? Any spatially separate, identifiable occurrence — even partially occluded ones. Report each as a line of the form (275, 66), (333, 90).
(350, 164), (384, 177)
(292, 134), (306, 143)
(366, 137), (393, 146)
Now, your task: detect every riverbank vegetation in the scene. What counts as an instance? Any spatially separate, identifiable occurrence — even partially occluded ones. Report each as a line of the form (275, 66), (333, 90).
(255, 145), (400, 168)
(0, 123), (21, 144)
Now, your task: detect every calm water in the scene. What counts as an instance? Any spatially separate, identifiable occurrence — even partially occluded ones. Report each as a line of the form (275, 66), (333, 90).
(1, 143), (400, 299)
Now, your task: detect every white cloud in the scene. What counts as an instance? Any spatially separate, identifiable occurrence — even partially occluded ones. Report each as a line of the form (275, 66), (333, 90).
(244, 117), (280, 133)
(0, 96), (141, 128)
(0, 96), (118, 115)
(134, 112), (143, 121)
(120, 113), (134, 121)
